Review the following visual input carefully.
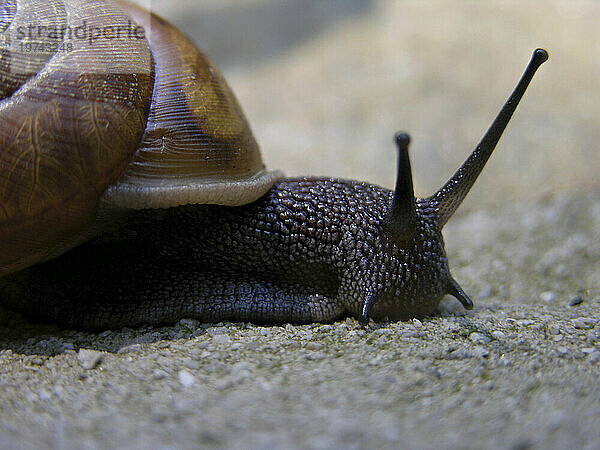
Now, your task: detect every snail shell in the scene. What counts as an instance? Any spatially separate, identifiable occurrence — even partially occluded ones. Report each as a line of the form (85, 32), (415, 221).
(0, 0), (281, 274)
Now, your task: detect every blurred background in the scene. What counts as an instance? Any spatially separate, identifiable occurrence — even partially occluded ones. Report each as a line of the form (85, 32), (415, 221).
(133, 0), (599, 212)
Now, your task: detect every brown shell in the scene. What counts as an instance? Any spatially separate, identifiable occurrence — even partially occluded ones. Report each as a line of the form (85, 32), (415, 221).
(104, 1), (281, 209)
(0, 0), (281, 274)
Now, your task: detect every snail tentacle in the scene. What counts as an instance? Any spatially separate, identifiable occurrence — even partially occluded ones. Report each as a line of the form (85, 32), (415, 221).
(428, 48), (549, 227)
(383, 132), (418, 243)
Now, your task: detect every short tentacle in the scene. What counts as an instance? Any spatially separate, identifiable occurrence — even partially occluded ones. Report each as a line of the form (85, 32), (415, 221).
(359, 291), (378, 325)
(383, 132), (418, 243)
(447, 277), (473, 310)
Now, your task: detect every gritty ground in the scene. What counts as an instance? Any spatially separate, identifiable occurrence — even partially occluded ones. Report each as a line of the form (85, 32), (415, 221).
(0, 191), (598, 450)
(1, 1), (599, 449)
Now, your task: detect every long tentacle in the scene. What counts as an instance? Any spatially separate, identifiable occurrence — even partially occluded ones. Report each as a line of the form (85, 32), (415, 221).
(428, 48), (548, 228)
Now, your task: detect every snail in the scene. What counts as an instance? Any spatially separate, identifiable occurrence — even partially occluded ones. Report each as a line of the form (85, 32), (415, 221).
(0, 0), (548, 330)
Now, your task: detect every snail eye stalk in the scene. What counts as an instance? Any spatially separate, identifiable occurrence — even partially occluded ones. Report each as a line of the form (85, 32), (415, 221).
(428, 48), (549, 228)
(383, 132), (418, 243)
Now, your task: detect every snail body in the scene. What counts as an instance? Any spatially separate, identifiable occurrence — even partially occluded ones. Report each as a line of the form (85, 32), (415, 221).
(0, 0), (548, 329)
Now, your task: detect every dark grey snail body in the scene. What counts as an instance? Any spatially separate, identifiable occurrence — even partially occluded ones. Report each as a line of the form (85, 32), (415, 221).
(2, 178), (452, 328)
(0, 1), (548, 329)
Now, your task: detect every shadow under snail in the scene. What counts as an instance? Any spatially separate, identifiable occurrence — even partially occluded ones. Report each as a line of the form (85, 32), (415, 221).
(0, 0), (548, 330)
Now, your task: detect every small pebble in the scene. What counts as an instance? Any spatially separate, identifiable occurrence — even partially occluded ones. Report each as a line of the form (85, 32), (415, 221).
(178, 318), (199, 329)
(62, 341), (75, 351)
(429, 367), (444, 378)
(206, 327), (228, 336)
(305, 352), (326, 361)
(118, 344), (143, 354)
(412, 318), (423, 327)
(211, 334), (231, 344)
(546, 324), (561, 335)
(151, 410), (168, 423)
(491, 330), (506, 340)
(539, 291), (557, 303)
(184, 359), (200, 370)
(76, 349), (103, 370)
(445, 347), (471, 360)
(589, 352), (600, 363)
(231, 362), (250, 374)
(152, 369), (168, 380)
(570, 296), (584, 306)
(511, 437), (532, 450)
(469, 332), (491, 344)
(473, 346), (490, 358)
(306, 342), (323, 351)
(192, 329), (205, 338)
(38, 389), (52, 401)
(571, 318), (597, 330)
(178, 370), (195, 387)
(215, 378), (235, 390)
(368, 356), (383, 366)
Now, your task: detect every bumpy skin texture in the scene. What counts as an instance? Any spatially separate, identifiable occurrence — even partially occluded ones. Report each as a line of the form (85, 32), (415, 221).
(0, 178), (456, 330)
